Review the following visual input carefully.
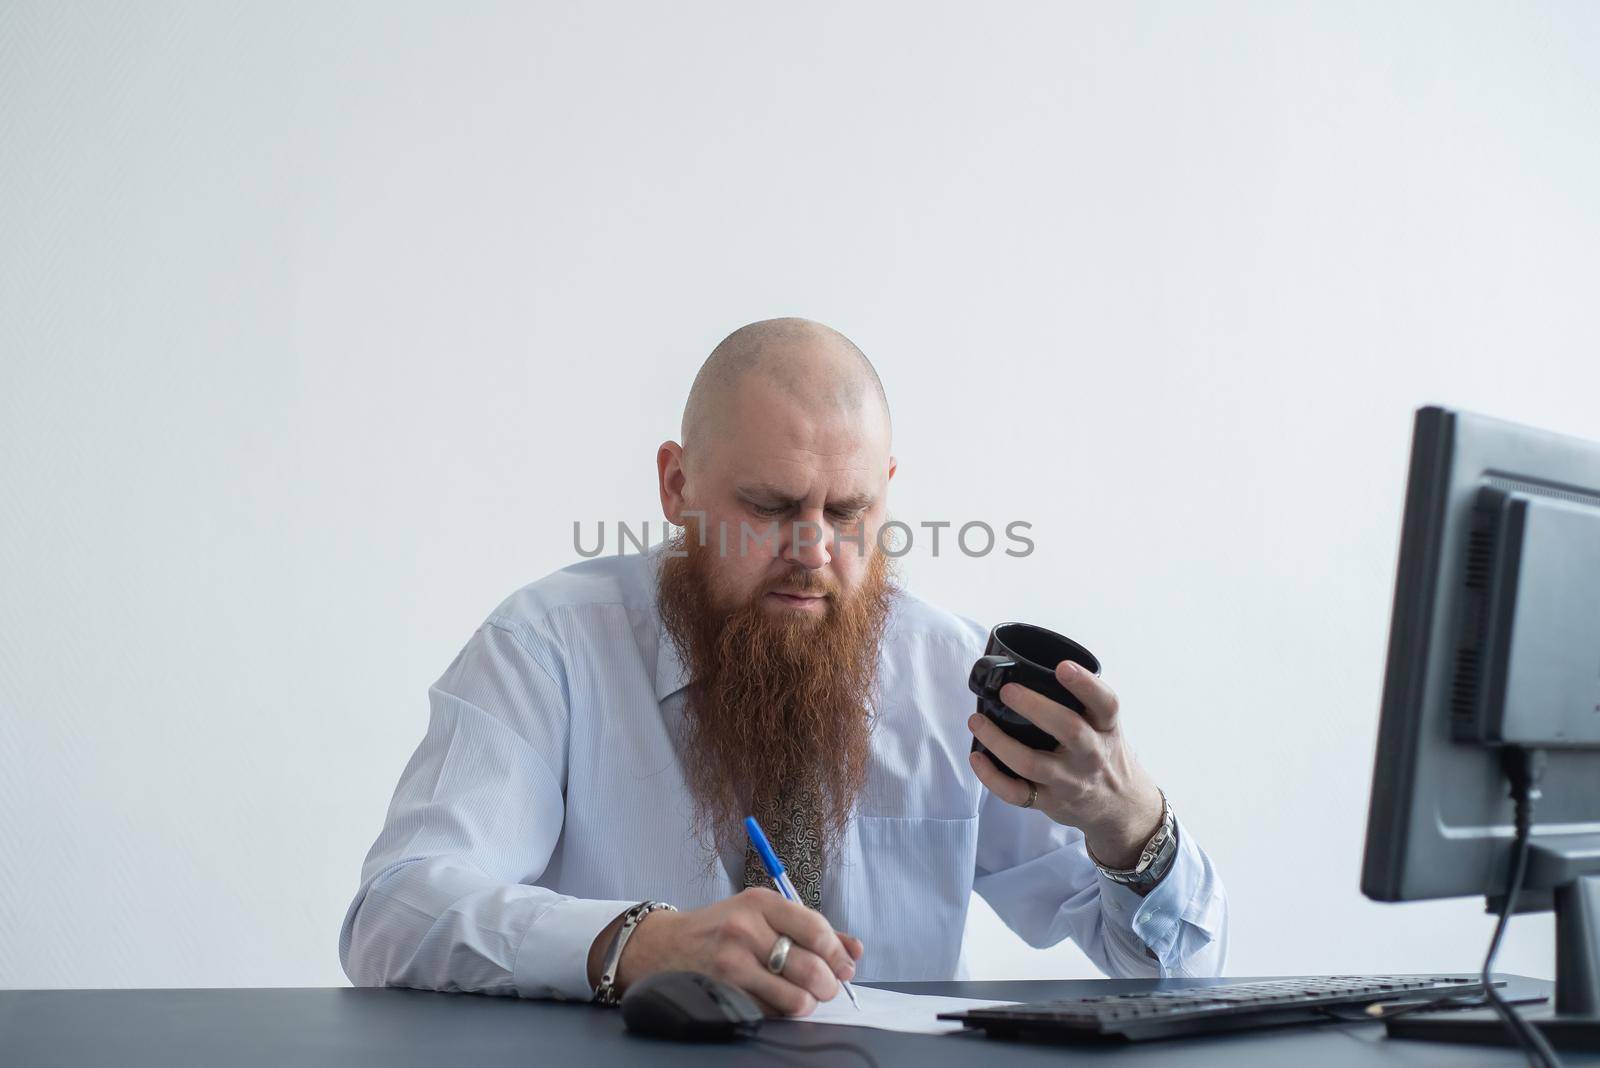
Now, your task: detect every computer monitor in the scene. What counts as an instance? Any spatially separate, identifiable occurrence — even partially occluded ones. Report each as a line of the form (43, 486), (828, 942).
(1362, 405), (1600, 1049)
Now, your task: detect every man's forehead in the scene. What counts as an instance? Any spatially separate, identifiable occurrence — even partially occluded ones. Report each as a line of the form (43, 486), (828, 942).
(686, 373), (891, 494)
(727, 439), (880, 488)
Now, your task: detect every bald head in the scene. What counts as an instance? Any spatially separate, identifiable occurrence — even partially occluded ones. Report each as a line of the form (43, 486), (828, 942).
(680, 318), (890, 466)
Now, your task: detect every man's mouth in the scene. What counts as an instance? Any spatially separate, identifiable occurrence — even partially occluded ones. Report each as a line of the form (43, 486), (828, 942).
(766, 590), (828, 611)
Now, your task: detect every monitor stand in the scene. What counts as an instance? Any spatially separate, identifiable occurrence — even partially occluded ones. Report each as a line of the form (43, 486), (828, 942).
(1387, 866), (1600, 1051)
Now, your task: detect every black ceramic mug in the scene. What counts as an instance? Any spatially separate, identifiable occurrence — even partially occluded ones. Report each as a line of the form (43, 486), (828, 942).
(967, 622), (1102, 779)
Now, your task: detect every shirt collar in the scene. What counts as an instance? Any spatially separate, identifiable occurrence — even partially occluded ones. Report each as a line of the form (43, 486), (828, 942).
(654, 626), (689, 702)
(645, 541), (691, 702)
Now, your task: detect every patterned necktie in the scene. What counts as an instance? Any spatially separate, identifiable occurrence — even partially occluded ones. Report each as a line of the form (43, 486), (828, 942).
(743, 782), (824, 909)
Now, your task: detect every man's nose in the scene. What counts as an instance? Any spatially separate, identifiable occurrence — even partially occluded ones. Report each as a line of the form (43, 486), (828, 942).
(783, 517), (832, 571)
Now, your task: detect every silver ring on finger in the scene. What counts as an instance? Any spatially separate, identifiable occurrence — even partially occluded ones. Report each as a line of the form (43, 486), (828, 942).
(766, 934), (793, 975)
(1020, 780), (1038, 809)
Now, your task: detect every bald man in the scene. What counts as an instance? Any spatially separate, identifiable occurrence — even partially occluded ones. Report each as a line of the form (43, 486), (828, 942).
(339, 318), (1228, 1016)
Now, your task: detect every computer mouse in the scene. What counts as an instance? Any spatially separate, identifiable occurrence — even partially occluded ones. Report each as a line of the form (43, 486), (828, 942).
(620, 970), (765, 1041)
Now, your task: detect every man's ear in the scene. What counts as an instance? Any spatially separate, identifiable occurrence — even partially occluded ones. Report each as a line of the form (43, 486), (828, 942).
(887, 454), (897, 483)
(657, 441), (687, 524)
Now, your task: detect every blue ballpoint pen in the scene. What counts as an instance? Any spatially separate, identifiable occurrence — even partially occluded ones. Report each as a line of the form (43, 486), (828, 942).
(743, 815), (861, 1011)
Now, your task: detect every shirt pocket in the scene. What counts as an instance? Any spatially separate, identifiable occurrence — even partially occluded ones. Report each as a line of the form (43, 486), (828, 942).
(837, 814), (979, 981)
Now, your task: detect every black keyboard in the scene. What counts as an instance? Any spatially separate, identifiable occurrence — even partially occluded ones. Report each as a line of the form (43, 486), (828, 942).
(939, 974), (1489, 1043)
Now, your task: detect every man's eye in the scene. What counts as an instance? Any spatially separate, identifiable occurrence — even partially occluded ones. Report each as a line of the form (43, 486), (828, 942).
(828, 509), (865, 523)
(750, 503), (784, 518)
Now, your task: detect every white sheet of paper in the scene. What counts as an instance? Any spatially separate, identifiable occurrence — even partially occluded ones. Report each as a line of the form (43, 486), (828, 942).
(798, 984), (1018, 1035)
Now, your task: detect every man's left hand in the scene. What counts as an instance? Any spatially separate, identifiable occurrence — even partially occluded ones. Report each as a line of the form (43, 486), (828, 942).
(967, 659), (1163, 869)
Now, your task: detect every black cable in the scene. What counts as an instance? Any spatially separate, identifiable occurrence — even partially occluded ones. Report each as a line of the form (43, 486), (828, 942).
(751, 1033), (882, 1068)
(1486, 747), (1563, 1068)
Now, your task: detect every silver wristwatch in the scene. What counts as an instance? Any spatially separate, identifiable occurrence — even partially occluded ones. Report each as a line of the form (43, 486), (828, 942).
(1087, 791), (1177, 892)
(592, 900), (677, 1005)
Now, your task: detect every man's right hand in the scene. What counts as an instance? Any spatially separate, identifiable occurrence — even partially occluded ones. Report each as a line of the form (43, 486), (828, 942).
(587, 887), (864, 1016)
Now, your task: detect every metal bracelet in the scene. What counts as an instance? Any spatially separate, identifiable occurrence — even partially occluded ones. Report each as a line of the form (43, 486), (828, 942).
(1088, 790), (1177, 888)
(592, 900), (677, 1006)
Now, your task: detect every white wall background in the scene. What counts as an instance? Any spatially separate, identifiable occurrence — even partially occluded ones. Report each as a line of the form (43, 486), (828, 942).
(3, 1), (1598, 990)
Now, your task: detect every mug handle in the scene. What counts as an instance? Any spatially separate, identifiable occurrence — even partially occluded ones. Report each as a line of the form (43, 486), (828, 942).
(968, 654), (1016, 701)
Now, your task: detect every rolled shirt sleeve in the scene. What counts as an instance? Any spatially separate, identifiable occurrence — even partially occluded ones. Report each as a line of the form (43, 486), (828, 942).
(338, 620), (634, 1001)
(972, 785), (1228, 978)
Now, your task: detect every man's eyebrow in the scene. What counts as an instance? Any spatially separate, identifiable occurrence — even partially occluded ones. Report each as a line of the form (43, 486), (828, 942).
(827, 492), (875, 512)
(735, 483), (875, 511)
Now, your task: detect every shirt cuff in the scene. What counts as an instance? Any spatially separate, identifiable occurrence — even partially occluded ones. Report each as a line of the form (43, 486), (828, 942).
(1096, 814), (1209, 966)
(512, 896), (638, 1001)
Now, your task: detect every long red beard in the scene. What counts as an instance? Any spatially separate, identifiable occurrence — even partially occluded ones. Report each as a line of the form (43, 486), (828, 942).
(656, 528), (897, 871)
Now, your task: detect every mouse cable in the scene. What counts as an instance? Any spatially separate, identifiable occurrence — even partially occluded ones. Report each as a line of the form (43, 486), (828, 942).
(1487, 747), (1562, 1068)
(750, 1033), (882, 1068)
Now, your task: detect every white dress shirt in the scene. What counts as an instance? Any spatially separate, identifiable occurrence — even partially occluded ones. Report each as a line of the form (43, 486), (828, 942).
(339, 543), (1228, 1000)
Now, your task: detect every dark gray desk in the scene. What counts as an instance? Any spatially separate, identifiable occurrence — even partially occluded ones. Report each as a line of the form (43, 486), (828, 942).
(2, 976), (1592, 1067)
